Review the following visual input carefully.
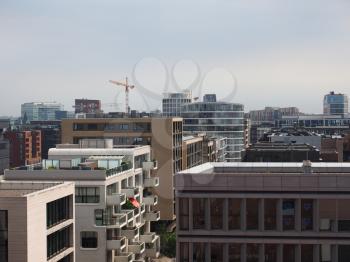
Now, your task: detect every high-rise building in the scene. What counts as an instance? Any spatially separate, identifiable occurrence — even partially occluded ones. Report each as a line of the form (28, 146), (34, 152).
(21, 102), (63, 122)
(182, 94), (245, 162)
(4, 130), (41, 168)
(176, 162), (350, 262)
(61, 117), (183, 221)
(5, 141), (160, 262)
(162, 91), (192, 117)
(324, 91), (349, 116)
(0, 181), (75, 262)
(74, 99), (102, 114)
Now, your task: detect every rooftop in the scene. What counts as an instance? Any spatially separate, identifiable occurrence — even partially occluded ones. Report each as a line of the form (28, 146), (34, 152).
(0, 182), (68, 197)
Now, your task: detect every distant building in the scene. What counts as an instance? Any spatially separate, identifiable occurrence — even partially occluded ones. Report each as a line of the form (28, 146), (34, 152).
(250, 124), (274, 144)
(321, 137), (344, 162)
(74, 99), (102, 114)
(344, 133), (350, 162)
(182, 94), (245, 162)
(0, 120), (9, 174)
(4, 130), (41, 168)
(176, 162), (350, 262)
(324, 91), (349, 116)
(249, 107), (300, 125)
(242, 142), (320, 162)
(162, 91), (192, 117)
(21, 102), (63, 122)
(0, 181), (75, 262)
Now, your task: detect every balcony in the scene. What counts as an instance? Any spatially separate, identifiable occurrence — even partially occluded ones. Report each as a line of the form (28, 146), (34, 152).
(105, 214), (127, 229)
(140, 204), (145, 214)
(143, 195), (158, 206)
(107, 236), (126, 250)
(145, 236), (160, 258)
(140, 233), (157, 243)
(121, 209), (135, 224)
(143, 177), (159, 188)
(121, 226), (139, 239)
(128, 242), (145, 254)
(144, 211), (160, 222)
(106, 193), (126, 206)
(142, 160), (158, 171)
(114, 252), (134, 262)
(121, 187), (140, 198)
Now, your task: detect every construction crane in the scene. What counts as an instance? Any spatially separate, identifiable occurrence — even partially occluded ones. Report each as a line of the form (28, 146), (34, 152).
(109, 77), (135, 114)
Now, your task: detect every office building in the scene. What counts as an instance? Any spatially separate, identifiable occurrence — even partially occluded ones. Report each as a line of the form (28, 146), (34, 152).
(249, 107), (300, 125)
(182, 94), (245, 162)
(4, 130), (41, 168)
(5, 140), (160, 262)
(162, 91), (192, 117)
(176, 162), (350, 262)
(324, 91), (349, 116)
(74, 99), (102, 114)
(61, 117), (182, 221)
(0, 181), (75, 262)
(21, 102), (64, 122)
(242, 143), (320, 162)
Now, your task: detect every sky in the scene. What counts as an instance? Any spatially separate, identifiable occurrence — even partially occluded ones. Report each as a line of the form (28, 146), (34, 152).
(0, 0), (350, 116)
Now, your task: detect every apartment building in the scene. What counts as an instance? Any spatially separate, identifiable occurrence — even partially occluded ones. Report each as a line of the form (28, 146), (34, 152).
(162, 91), (192, 117)
(4, 130), (41, 168)
(0, 181), (75, 262)
(61, 117), (183, 221)
(175, 162), (350, 262)
(4, 141), (160, 262)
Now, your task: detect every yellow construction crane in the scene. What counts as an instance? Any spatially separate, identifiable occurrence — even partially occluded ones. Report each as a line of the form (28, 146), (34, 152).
(109, 77), (135, 114)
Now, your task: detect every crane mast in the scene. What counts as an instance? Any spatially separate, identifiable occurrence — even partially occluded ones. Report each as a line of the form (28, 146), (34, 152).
(109, 77), (135, 114)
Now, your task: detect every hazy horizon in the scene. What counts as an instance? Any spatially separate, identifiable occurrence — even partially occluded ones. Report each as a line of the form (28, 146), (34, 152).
(1, 0), (350, 116)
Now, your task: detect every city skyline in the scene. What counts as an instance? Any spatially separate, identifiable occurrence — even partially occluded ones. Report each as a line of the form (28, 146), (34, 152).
(1, 0), (350, 116)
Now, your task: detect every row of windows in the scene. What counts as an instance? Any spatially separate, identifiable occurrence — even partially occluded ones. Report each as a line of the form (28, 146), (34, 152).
(183, 126), (244, 132)
(180, 243), (348, 262)
(0, 210), (8, 262)
(75, 187), (100, 204)
(182, 103), (244, 112)
(47, 196), (72, 228)
(73, 123), (151, 132)
(179, 198), (350, 232)
(182, 112), (244, 119)
(47, 226), (71, 259)
(184, 118), (244, 125)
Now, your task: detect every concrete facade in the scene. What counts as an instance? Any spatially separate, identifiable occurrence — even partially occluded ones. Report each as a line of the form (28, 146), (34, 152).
(0, 181), (75, 262)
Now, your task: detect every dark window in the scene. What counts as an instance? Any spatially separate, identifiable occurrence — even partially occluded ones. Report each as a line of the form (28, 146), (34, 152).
(179, 198), (189, 230)
(47, 196), (71, 228)
(301, 199), (313, 231)
(283, 245), (295, 262)
(228, 199), (241, 230)
(283, 200), (295, 231)
(81, 231), (98, 249)
(265, 244), (277, 262)
(264, 199), (277, 230)
(193, 243), (206, 262)
(338, 220), (350, 231)
(210, 199), (223, 230)
(94, 209), (107, 226)
(211, 243), (223, 262)
(47, 226), (71, 259)
(180, 242), (189, 262)
(246, 199), (259, 230)
(193, 199), (206, 230)
(75, 187), (100, 203)
(301, 245), (313, 262)
(339, 245), (350, 262)
(0, 210), (8, 262)
(228, 244), (241, 262)
(247, 244), (259, 262)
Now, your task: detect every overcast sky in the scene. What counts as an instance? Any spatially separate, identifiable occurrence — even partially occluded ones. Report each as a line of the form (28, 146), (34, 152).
(1, 0), (349, 116)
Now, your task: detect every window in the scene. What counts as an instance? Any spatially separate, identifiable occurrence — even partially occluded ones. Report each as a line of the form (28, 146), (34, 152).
(193, 243), (206, 262)
(264, 199), (277, 230)
(193, 199), (206, 230)
(0, 210), (8, 262)
(246, 199), (259, 230)
(283, 200), (295, 231)
(47, 226), (71, 259)
(210, 199), (223, 230)
(228, 199), (241, 230)
(265, 244), (277, 262)
(211, 243), (223, 262)
(301, 200), (313, 231)
(180, 242), (189, 262)
(339, 245), (350, 262)
(247, 244), (259, 262)
(301, 245), (313, 262)
(47, 196), (71, 228)
(75, 187), (100, 203)
(179, 198), (189, 230)
(283, 245), (295, 262)
(81, 231), (98, 249)
(228, 244), (241, 262)
(94, 209), (106, 226)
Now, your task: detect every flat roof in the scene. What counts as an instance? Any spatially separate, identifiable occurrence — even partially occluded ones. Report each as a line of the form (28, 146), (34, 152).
(0, 182), (68, 197)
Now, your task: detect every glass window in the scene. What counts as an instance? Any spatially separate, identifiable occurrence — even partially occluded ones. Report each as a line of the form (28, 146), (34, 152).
(81, 231), (98, 249)
(193, 199), (206, 230)
(301, 245), (313, 262)
(339, 245), (350, 262)
(94, 209), (106, 226)
(229, 244), (241, 262)
(211, 243), (223, 262)
(193, 243), (206, 262)
(246, 199), (259, 230)
(265, 244), (277, 262)
(301, 200), (313, 231)
(247, 244), (259, 262)
(210, 199), (223, 230)
(283, 245), (295, 262)
(264, 199), (277, 230)
(0, 210), (8, 262)
(47, 196), (71, 228)
(228, 199), (241, 230)
(75, 187), (100, 203)
(47, 226), (71, 259)
(179, 198), (189, 230)
(180, 242), (189, 262)
(283, 200), (295, 231)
